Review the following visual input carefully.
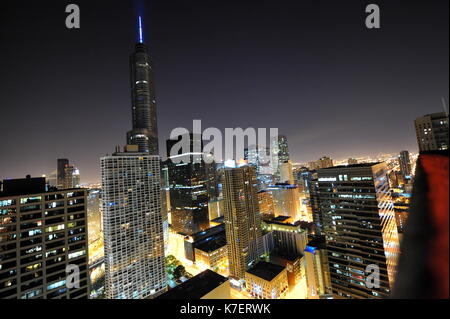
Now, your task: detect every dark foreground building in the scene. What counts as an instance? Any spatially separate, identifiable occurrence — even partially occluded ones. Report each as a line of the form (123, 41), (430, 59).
(157, 269), (230, 299)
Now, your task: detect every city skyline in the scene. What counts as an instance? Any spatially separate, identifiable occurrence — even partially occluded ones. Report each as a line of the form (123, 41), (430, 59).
(0, 1), (448, 302)
(0, 1), (448, 183)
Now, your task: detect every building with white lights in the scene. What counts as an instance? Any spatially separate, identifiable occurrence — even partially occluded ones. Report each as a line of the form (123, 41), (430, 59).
(101, 145), (167, 299)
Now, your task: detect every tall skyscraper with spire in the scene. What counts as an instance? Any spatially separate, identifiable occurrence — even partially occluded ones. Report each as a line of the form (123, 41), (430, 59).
(126, 17), (159, 155)
(100, 17), (167, 299)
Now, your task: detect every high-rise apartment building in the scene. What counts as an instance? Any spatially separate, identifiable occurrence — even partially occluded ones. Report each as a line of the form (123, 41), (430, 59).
(222, 163), (262, 283)
(126, 18), (159, 155)
(310, 163), (400, 298)
(414, 112), (449, 151)
(0, 176), (89, 299)
(101, 146), (167, 299)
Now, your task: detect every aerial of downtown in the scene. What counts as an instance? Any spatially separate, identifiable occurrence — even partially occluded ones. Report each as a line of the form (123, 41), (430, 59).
(0, 0), (448, 311)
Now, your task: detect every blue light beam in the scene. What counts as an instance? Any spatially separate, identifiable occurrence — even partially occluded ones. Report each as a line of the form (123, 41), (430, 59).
(138, 16), (144, 43)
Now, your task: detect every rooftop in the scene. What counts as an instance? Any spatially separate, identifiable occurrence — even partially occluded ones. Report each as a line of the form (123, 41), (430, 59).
(271, 215), (291, 223)
(306, 235), (327, 250)
(195, 235), (227, 253)
(0, 176), (84, 197)
(271, 251), (303, 262)
(246, 261), (286, 282)
(157, 270), (227, 299)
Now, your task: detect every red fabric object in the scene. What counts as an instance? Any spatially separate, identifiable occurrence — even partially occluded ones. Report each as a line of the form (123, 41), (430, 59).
(420, 154), (449, 298)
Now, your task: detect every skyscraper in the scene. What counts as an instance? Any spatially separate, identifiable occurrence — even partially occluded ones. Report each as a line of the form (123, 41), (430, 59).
(310, 163), (400, 298)
(272, 135), (290, 164)
(63, 164), (80, 189)
(414, 112), (449, 152)
(244, 145), (274, 188)
(166, 133), (218, 235)
(278, 160), (295, 184)
(222, 163), (262, 284)
(56, 158), (69, 189)
(271, 135), (290, 183)
(101, 145), (167, 299)
(398, 150), (412, 179)
(126, 17), (159, 155)
(0, 176), (89, 299)
(244, 145), (273, 175)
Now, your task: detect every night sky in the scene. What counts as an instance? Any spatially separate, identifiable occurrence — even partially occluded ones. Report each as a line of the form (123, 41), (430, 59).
(0, 0), (448, 183)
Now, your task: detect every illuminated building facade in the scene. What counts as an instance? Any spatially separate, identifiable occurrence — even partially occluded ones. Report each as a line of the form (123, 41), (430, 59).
(271, 135), (290, 182)
(270, 254), (303, 288)
(414, 112), (449, 151)
(310, 163), (400, 298)
(263, 216), (308, 256)
(244, 145), (273, 175)
(126, 18), (159, 155)
(257, 190), (275, 220)
(294, 167), (313, 194)
(267, 184), (301, 221)
(223, 164), (263, 282)
(87, 189), (102, 262)
(0, 176), (89, 299)
(183, 223), (225, 262)
(278, 160), (295, 184)
(245, 261), (288, 299)
(63, 164), (80, 189)
(304, 236), (332, 299)
(101, 146), (166, 299)
(398, 150), (412, 180)
(194, 236), (228, 271)
(316, 156), (334, 169)
(208, 198), (224, 222)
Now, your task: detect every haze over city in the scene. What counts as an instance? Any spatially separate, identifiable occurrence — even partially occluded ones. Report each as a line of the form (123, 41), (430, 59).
(0, 0), (448, 183)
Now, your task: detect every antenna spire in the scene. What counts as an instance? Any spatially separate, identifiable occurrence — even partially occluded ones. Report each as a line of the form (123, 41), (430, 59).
(442, 97), (448, 117)
(138, 16), (144, 43)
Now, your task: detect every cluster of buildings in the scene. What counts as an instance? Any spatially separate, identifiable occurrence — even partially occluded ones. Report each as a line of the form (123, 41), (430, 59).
(1, 17), (448, 300)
